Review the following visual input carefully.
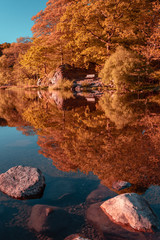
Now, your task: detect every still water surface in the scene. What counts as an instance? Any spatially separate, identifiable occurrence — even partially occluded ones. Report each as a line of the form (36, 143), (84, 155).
(0, 89), (160, 239)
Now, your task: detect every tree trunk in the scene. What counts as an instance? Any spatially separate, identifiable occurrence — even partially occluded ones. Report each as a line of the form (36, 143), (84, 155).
(106, 42), (110, 55)
(60, 45), (64, 65)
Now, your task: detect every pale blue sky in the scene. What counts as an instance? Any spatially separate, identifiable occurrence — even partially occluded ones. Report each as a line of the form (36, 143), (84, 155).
(0, 0), (47, 43)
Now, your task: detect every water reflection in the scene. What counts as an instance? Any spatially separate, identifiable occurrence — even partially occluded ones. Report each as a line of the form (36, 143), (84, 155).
(99, 92), (147, 128)
(36, 90), (160, 192)
(0, 89), (160, 193)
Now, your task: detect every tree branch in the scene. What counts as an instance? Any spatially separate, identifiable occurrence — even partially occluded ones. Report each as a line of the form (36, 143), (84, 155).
(81, 22), (108, 44)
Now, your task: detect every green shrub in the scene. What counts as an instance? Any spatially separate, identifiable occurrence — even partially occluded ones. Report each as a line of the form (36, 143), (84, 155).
(99, 46), (145, 91)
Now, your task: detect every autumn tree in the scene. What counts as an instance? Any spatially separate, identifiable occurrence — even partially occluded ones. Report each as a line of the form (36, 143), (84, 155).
(16, 37), (31, 44)
(19, 37), (52, 78)
(0, 42), (10, 57)
(1, 0), (159, 84)
(0, 40), (31, 85)
(58, 0), (159, 66)
(135, 1), (160, 58)
(31, 0), (75, 66)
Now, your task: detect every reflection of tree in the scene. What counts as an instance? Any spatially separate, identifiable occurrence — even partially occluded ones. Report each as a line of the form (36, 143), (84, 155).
(1, 90), (160, 192)
(33, 92), (160, 192)
(0, 90), (37, 128)
(58, 115), (160, 191)
(16, 126), (36, 136)
(99, 92), (146, 128)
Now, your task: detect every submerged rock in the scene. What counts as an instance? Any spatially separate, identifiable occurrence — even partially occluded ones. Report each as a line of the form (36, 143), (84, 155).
(73, 238), (89, 240)
(28, 205), (71, 234)
(112, 180), (131, 191)
(65, 235), (90, 240)
(144, 185), (160, 205)
(86, 184), (117, 203)
(0, 166), (45, 199)
(100, 193), (159, 232)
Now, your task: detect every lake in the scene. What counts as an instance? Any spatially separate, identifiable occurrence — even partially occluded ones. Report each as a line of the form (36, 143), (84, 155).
(0, 88), (160, 239)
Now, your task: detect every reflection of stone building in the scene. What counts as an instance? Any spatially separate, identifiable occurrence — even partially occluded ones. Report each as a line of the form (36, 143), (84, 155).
(50, 94), (98, 111)
(38, 90), (101, 111)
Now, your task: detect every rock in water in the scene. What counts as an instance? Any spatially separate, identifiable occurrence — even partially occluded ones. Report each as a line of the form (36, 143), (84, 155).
(28, 205), (71, 234)
(100, 193), (159, 232)
(143, 185), (160, 205)
(112, 180), (131, 191)
(0, 166), (45, 199)
(64, 235), (90, 240)
(86, 184), (117, 203)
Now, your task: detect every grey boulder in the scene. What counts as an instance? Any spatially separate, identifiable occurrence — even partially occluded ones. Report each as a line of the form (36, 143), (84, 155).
(0, 166), (45, 199)
(100, 193), (159, 232)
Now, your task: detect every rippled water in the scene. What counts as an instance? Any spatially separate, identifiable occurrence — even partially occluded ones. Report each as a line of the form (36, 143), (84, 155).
(0, 88), (160, 239)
